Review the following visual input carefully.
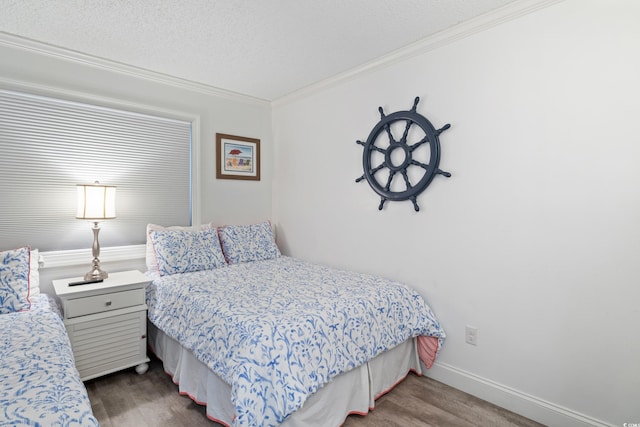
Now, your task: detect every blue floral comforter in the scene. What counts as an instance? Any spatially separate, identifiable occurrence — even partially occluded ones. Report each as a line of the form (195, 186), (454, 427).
(0, 295), (99, 427)
(146, 256), (445, 427)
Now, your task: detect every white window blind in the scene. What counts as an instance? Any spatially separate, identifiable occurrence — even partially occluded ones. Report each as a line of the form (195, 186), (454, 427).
(0, 89), (192, 251)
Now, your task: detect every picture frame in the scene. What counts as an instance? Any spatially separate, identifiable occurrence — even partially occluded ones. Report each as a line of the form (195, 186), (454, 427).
(216, 133), (261, 181)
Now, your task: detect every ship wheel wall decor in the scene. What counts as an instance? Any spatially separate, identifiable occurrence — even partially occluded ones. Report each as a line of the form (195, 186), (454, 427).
(355, 97), (451, 211)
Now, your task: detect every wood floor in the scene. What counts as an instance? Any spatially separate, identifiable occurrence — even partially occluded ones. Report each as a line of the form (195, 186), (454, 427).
(86, 356), (545, 427)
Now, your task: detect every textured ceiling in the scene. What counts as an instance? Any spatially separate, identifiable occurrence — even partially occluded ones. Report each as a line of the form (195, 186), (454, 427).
(0, 0), (517, 101)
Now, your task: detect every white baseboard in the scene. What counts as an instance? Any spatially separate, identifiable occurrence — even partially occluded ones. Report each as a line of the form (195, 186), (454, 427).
(427, 362), (612, 427)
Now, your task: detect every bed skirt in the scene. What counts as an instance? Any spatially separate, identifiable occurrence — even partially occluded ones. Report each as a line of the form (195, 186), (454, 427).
(148, 322), (424, 426)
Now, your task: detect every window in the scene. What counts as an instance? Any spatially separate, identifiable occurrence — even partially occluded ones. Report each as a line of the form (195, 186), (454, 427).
(0, 89), (193, 251)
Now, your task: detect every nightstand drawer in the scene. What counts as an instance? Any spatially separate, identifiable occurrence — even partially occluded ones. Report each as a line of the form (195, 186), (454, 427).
(65, 288), (145, 318)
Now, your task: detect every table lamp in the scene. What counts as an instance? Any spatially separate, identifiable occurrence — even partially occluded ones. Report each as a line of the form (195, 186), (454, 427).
(76, 181), (116, 281)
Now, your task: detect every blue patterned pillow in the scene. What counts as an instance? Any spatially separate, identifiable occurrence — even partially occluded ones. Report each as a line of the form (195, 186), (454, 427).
(150, 228), (227, 276)
(0, 247), (31, 314)
(218, 221), (281, 264)
(145, 223), (215, 277)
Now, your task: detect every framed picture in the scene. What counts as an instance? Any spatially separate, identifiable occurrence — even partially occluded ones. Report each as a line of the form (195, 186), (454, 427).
(216, 133), (261, 181)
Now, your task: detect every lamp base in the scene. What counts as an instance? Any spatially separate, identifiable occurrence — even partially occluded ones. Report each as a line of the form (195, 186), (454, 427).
(84, 266), (108, 282)
(85, 222), (108, 282)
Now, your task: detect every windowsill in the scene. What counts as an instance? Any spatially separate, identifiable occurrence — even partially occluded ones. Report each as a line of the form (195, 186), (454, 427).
(40, 244), (146, 268)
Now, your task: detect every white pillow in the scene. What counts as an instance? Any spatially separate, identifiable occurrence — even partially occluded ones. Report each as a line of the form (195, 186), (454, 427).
(145, 223), (215, 275)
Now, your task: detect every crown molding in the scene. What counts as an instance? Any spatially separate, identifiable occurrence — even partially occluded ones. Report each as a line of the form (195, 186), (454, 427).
(0, 0), (563, 108)
(0, 31), (270, 106)
(272, 0), (565, 107)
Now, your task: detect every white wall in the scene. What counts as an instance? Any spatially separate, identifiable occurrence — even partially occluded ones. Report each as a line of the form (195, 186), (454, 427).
(0, 38), (273, 294)
(272, 1), (640, 425)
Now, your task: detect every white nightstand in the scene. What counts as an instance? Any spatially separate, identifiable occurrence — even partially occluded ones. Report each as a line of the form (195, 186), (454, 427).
(52, 270), (151, 381)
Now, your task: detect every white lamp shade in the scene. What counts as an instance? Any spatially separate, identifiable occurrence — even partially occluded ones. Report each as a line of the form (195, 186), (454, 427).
(76, 184), (116, 220)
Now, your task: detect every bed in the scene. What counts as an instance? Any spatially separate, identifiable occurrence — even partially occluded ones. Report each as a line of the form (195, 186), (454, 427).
(145, 222), (446, 427)
(0, 247), (99, 426)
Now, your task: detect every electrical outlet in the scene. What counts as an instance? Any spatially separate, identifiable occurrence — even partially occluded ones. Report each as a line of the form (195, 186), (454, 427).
(465, 326), (478, 346)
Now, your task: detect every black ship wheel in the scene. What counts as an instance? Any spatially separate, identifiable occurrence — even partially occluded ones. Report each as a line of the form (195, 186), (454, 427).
(355, 97), (451, 211)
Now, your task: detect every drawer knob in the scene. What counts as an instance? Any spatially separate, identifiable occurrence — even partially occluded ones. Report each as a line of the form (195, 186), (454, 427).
(105, 300), (112, 306)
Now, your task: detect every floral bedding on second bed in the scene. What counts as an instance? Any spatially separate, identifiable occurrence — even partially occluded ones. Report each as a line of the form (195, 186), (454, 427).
(0, 295), (99, 427)
(146, 256), (445, 427)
